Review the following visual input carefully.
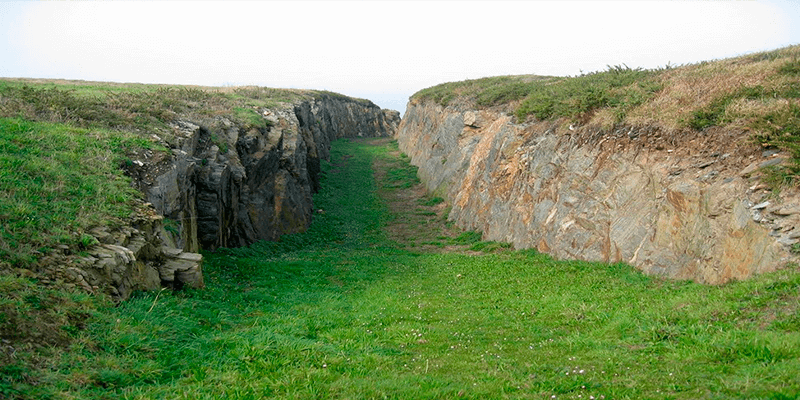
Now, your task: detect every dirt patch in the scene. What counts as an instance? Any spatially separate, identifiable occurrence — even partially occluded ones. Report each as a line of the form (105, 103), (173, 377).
(362, 138), (495, 254)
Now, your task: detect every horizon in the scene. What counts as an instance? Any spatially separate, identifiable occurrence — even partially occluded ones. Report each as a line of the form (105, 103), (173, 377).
(2, 1), (800, 116)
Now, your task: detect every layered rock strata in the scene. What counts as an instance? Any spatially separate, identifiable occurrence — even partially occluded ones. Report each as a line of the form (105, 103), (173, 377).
(36, 209), (204, 301)
(397, 100), (798, 284)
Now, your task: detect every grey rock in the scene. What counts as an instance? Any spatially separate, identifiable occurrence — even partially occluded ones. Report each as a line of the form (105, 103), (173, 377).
(763, 148), (781, 157)
(160, 251), (204, 289)
(760, 157), (785, 169)
(774, 204), (800, 216)
(752, 201), (770, 210)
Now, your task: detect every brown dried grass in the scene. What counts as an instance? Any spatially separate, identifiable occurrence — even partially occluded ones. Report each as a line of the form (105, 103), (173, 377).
(624, 45), (800, 133)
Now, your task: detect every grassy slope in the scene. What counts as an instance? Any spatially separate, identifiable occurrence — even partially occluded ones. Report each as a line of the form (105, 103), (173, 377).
(412, 45), (800, 183)
(3, 138), (798, 399)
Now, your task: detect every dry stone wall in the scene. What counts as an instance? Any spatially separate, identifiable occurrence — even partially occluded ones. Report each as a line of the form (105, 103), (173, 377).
(397, 100), (799, 283)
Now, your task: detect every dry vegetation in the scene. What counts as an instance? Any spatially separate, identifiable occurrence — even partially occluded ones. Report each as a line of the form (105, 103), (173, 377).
(626, 45), (800, 132)
(413, 44), (800, 184)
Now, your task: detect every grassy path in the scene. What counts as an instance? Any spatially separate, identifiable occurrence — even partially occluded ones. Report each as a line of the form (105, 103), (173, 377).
(5, 138), (800, 399)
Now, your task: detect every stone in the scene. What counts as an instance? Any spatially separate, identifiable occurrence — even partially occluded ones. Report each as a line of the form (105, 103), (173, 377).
(464, 111), (480, 128)
(29, 93), (399, 301)
(774, 204), (800, 216)
(752, 201), (770, 210)
(160, 251), (204, 289)
(760, 157), (785, 169)
(740, 161), (761, 176)
(396, 99), (797, 284)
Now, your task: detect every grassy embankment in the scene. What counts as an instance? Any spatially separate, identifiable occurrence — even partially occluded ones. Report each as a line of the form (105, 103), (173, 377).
(0, 80), (313, 268)
(413, 45), (800, 186)
(3, 138), (799, 399)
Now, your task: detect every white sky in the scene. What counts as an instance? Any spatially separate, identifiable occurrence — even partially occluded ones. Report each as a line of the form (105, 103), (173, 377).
(2, 1), (799, 115)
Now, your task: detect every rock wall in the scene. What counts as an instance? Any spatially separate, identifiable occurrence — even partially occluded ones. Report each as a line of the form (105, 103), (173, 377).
(136, 94), (399, 250)
(397, 100), (799, 283)
(46, 94), (398, 301)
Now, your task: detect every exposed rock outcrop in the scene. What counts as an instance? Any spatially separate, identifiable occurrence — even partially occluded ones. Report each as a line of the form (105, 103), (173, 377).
(397, 100), (798, 284)
(132, 94), (398, 251)
(38, 93), (398, 301)
(36, 210), (204, 301)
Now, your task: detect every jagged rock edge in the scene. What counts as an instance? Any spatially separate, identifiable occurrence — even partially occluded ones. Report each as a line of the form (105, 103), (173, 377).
(43, 94), (399, 301)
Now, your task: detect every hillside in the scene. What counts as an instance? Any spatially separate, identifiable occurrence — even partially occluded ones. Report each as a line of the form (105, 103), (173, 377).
(412, 45), (800, 178)
(0, 78), (398, 275)
(397, 45), (800, 284)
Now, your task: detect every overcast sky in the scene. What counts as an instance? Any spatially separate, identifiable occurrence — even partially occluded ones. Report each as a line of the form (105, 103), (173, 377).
(2, 1), (799, 115)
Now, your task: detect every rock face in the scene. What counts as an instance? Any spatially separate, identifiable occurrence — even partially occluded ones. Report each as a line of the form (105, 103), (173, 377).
(42, 93), (398, 301)
(135, 94), (398, 250)
(36, 210), (204, 301)
(397, 100), (799, 284)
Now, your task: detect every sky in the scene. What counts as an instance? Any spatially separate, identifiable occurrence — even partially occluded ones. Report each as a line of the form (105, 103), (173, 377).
(1, 1), (799, 116)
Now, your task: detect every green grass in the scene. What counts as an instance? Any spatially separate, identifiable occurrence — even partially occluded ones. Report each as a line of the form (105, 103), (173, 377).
(0, 79), (368, 267)
(413, 75), (559, 109)
(3, 139), (800, 399)
(0, 117), (151, 266)
(418, 196), (445, 207)
(514, 65), (662, 123)
(412, 66), (663, 124)
(0, 80), (311, 136)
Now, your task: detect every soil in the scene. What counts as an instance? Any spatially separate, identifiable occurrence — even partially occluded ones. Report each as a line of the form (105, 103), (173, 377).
(364, 138), (495, 254)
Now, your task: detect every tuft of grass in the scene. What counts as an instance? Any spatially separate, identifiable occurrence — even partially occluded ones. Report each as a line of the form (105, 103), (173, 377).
(515, 65), (663, 123)
(417, 196), (445, 207)
(233, 106), (270, 131)
(450, 230), (483, 245)
(469, 240), (513, 253)
(779, 59), (800, 76)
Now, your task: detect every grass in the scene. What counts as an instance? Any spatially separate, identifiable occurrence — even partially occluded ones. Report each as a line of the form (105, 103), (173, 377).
(0, 79), (316, 137)
(413, 75), (559, 109)
(682, 56), (800, 186)
(411, 44), (800, 186)
(412, 66), (663, 125)
(0, 117), (150, 266)
(0, 79), (373, 268)
(3, 138), (799, 399)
